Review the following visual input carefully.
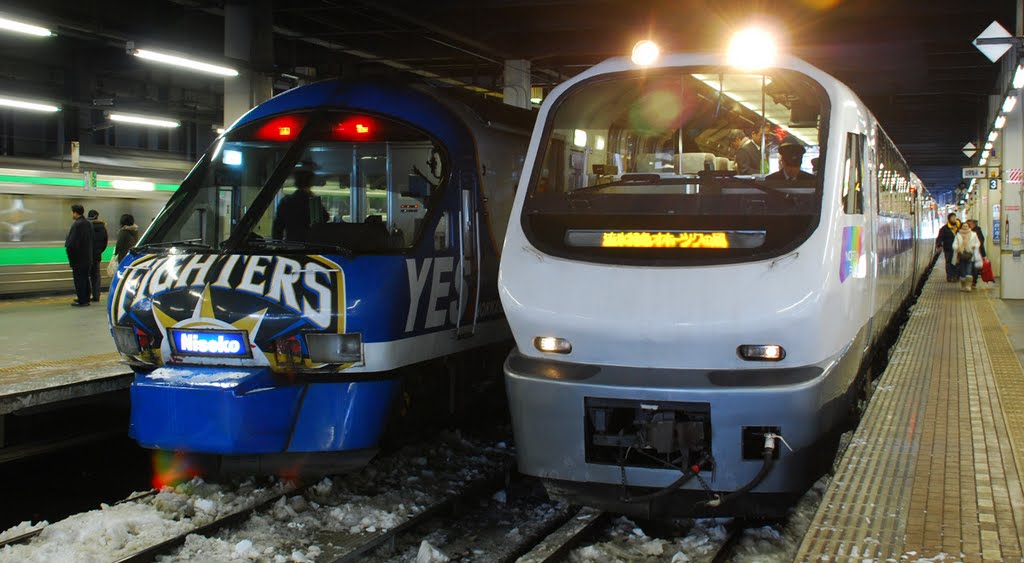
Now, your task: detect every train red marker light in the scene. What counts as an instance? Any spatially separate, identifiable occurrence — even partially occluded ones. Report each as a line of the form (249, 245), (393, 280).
(252, 115), (307, 141)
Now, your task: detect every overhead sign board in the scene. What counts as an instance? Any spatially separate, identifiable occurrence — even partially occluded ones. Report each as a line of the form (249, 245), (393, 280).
(974, 21), (1015, 63)
(963, 167), (987, 179)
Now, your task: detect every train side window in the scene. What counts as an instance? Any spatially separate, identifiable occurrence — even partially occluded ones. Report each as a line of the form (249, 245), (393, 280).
(842, 132), (865, 214)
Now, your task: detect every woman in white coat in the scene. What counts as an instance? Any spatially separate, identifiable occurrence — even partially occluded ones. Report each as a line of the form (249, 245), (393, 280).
(952, 221), (981, 292)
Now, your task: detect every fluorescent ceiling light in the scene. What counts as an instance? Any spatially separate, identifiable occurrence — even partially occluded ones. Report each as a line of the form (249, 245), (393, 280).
(988, 131), (999, 142)
(0, 16), (51, 37)
(1003, 95), (1017, 113)
(985, 142), (994, 150)
(995, 115), (1007, 129)
(0, 96), (59, 112)
(110, 113), (180, 128)
(1015, 65), (1024, 89)
(133, 48), (238, 77)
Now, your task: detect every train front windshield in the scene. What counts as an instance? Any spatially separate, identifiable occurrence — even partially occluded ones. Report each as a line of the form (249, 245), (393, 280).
(523, 68), (830, 265)
(141, 111), (447, 254)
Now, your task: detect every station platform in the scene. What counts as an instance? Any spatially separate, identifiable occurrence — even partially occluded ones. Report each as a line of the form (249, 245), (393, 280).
(797, 264), (1024, 562)
(0, 294), (129, 419)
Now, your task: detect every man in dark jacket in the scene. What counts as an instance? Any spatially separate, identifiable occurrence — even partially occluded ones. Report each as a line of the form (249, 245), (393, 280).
(272, 166), (329, 242)
(968, 219), (986, 288)
(87, 209), (108, 302)
(730, 127), (763, 175)
(935, 213), (960, 282)
(65, 204), (94, 306)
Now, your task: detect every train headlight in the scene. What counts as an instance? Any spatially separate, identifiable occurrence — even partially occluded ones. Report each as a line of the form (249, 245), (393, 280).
(631, 40), (660, 66)
(727, 27), (778, 70)
(737, 344), (785, 362)
(534, 336), (572, 354)
(306, 333), (363, 364)
(112, 326), (141, 355)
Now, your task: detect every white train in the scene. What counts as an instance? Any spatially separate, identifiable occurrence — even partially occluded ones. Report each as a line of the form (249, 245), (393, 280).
(499, 50), (938, 517)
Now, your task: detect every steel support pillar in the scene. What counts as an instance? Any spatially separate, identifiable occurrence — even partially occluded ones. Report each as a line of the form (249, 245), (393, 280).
(224, 0), (274, 127)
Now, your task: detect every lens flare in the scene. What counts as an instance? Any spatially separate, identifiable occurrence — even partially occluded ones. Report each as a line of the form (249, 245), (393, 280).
(151, 450), (202, 489)
(727, 28), (778, 70)
(631, 40), (660, 66)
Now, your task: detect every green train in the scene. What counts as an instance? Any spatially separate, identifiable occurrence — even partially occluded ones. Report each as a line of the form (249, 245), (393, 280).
(0, 158), (183, 297)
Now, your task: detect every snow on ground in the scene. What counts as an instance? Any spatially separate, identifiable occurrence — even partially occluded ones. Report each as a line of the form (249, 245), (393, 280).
(0, 478), (291, 562)
(568, 516), (730, 563)
(158, 432), (510, 562)
(729, 475), (830, 563)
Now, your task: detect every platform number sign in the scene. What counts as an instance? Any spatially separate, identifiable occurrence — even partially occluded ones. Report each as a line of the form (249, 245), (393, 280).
(991, 179), (999, 190)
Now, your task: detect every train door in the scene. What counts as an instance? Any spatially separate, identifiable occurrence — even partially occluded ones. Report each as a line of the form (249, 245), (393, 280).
(855, 134), (877, 352)
(454, 169), (480, 339)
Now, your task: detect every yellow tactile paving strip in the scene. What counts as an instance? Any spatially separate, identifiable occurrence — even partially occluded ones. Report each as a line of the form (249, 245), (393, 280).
(797, 264), (1024, 562)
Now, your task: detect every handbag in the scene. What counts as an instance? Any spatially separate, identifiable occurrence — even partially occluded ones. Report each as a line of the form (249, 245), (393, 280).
(106, 257), (119, 277)
(981, 258), (995, 283)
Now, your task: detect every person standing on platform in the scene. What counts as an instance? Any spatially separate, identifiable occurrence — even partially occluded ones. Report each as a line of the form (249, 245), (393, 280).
(86, 209), (108, 302)
(967, 219), (986, 288)
(114, 213), (139, 263)
(65, 204), (93, 307)
(936, 213), (960, 282)
(952, 221), (981, 292)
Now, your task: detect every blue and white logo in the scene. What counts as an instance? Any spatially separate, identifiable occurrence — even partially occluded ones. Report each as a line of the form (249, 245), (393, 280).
(170, 329), (250, 357)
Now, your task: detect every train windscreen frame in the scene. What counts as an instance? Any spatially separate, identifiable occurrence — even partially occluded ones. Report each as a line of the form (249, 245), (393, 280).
(139, 110), (449, 255)
(522, 67), (830, 266)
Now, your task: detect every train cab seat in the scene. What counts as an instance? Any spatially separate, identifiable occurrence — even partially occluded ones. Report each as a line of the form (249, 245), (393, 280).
(714, 157), (731, 171)
(306, 216), (389, 252)
(676, 153), (716, 174)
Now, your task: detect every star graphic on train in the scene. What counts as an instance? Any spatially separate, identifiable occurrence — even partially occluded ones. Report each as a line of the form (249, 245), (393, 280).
(151, 284), (268, 359)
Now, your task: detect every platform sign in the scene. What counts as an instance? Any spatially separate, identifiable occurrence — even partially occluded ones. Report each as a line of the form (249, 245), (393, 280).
(991, 179), (999, 190)
(974, 21), (1015, 63)
(963, 167), (987, 179)
(994, 204), (1001, 244)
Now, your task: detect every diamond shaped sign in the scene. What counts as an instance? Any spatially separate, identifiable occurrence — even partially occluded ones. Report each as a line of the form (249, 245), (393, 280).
(974, 21), (1014, 63)
(963, 142), (977, 158)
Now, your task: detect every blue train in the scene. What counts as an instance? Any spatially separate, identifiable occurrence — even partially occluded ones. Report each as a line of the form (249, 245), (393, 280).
(106, 79), (533, 476)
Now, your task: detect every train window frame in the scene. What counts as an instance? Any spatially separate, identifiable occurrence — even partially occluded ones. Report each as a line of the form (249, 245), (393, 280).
(142, 110), (452, 256)
(519, 66), (831, 267)
(842, 132), (865, 214)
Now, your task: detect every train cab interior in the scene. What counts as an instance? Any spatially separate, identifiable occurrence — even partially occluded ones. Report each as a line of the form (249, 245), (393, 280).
(142, 112), (449, 256)
(522, 68), (831, 264)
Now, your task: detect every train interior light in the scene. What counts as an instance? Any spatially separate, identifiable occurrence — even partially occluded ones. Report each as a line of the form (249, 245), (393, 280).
(630, 40), (660, 66)
(727, 28), (778, 71)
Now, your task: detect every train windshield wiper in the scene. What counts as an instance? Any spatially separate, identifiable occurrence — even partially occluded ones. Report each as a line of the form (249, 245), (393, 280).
(243, 237), (354, 258)
(134, 240), (213, 251)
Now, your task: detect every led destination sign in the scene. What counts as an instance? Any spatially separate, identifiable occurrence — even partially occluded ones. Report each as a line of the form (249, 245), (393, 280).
(170, 329), (251, 358)
(564, 230), (766, 249)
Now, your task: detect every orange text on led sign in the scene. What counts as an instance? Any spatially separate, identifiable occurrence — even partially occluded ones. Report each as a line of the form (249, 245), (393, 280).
(600, 231), (730, 249)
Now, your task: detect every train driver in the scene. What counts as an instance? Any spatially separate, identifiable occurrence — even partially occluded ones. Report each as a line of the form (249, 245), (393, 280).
(272, 163), (329, 242)
(766, 142), (814, 182)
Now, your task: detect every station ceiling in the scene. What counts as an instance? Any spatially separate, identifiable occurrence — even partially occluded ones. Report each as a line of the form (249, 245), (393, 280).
(0, 0), (1016, 201)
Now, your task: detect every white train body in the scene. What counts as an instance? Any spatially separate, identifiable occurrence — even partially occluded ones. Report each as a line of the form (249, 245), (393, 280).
(499, 52), (935, 516)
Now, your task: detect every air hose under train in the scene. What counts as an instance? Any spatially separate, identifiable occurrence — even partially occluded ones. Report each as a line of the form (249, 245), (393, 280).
(700, 433), (787, 508)
(618, 433), (787, 508)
